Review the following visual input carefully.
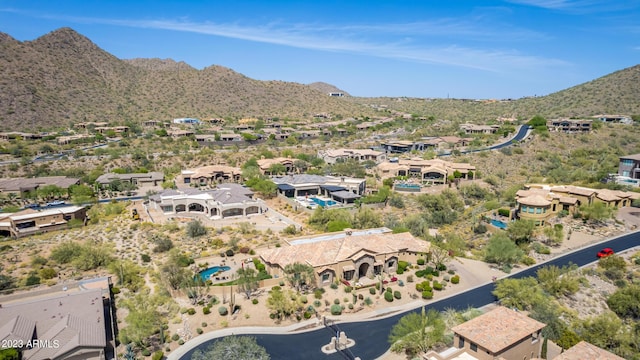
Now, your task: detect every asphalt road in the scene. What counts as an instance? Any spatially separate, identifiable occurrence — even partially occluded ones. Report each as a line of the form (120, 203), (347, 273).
(179, 230), (640, 360)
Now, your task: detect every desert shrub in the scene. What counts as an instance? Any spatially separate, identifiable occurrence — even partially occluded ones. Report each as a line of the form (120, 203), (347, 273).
(225, 249), (235, 257)
(393, 291), (401, 299)
(433, 281), (443, 291)
(196, 328), (203, 335)
(330, 304), (342, 315)
(407, 275), (414, 283)
(314, 289), (324, 299)
(142, 349), (151, 356)
(330, 283), (338, 289)
(203, 307), (211, 315)
(39, 267), (57, 280)
(398, 260), (409, 271)
(348, 303), (354, 310)
(300, 295), (308, 304)
(252, 299), (259, 305)
(521, 256), (536, 266)
(436, 264), (447, 271)
(171, 334), (180, 341)
(334, 298), (340, 305)
(152, 351), (164, 360)
(416, 258), (425, 265)
(451, 275), (460, 284)
(364, 297), (373, 306)
(187, 308), (196, 315)
(369, 287), (376, 295)
(201, 322), (207, 327)
(303, 311), (312, 319)
(396, 268), (404, 275)
(141, 254), (151, 263)
(111, 287), (120, 294)
(498, 208), (510, 217)
(186, 220), (207, 238)
(422, 290), (433, 299)
(239, 247), (250, 254)
(533, 242), (551, 254)
(384, 291), (394, 302)
(218, 306), (228, 316)
(344, 286), (352, 293)
(313, 300), (321, 308)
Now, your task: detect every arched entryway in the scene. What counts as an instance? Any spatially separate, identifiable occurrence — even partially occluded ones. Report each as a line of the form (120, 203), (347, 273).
(245, 206), (259, 215)
(358, 263), (369, 278)
(188, 203), (205, 212)
(175, 204), (186, 213)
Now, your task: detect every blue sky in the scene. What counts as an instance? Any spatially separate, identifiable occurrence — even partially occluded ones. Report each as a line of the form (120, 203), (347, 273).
(1, 0), (638, 99)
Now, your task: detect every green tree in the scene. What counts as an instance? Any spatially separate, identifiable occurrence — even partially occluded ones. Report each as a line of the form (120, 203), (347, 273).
(267, 163), (287, 175)
(352, 207), (382, 229)
(266, 287), (298, 320)
(236, 267), (259, 299)
(160, 262), (191, 291)
(389, 307), (446, 356)
(118, 294), (165, 347)
(69, 184), (96, 205)
(186, 219), (208, 238)
(507, 219), (535, 245)
(536, 264), (580, 297)
(607, 285), (640, 320)
(0, 274), (16, 291)
(484, 233), (523, 266)
(574, 311), (624, 351)
(580, 202), (616, 224)
(50, 241), (83, 264)
(530, 301), (569, 342)
(191, 336), (270, 360)
(493, 277), (546, 310)
(284, 262), (315, 292)
(0, 348), (19, 360)
(543, 224), (564, 246)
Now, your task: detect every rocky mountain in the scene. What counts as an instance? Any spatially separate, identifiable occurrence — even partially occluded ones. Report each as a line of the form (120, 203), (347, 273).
(0, 28), (368, 131)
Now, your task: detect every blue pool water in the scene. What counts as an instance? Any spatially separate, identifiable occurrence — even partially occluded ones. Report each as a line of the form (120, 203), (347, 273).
(395, 183), (421, 192)
(198, 266), (231, 281)
(490, 219), (508, 229)
(310, 197), (337, 207)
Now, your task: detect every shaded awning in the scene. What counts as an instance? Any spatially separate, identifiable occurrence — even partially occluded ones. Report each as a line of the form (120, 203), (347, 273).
(320, 185), (346, 192)
(277, 184), (295, 191)
(342, 265), (355, 272)
(331, 191), (361, 200)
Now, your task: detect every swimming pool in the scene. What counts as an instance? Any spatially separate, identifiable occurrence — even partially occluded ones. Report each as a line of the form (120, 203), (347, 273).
(198, 265), (231, 281)
(490, 219), (508, 229)
(310, 197), (337, 207)
(395, 183), (421, 192)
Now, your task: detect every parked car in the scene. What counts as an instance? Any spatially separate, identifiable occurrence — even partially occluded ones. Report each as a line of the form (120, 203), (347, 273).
(46, 200), (66, 207)
(24, 203), (40, 209)
(597, 248), (614, 258)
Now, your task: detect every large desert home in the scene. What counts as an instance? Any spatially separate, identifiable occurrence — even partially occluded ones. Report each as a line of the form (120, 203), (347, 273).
(515, 184), (639, 225)
(318, 148), (387, 165)
(178, 165), (243, 186)
(0, 206), (87, 238)
(375, 158), (475, 185)
(271, 174), (366, 206)
(259, 228), (429, 287)
(148, 183), (264, 219)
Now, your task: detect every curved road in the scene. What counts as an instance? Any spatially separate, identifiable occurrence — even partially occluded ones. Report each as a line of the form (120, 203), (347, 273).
(436, 124), (531, 157)
(176, 230), (640, 360)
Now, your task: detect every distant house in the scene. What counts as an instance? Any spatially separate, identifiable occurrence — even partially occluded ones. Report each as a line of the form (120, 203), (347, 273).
(0, 176), (80, 198)
(593, 114), (632, 124)
(0, 132), (43, 141)
(618, 153), (640, 185)
(257, 157), (295, 174)
(166, 128), (194, 137)
(94, 126), (129, 134)
(547, 119), (592, 133)
(328, 92), (345, 97)
(57, 134), (94, 145)
(0, 278), (112, 360)
(375, 158), (475, 184)
(172, 117), (201, 125)
(179, 165), (243, 186)
(379, 140), (425, 153)
(319, 148), (387, 165)
(459, 123), (500, 134)
(74, 121), (108, 129)
(219, 133), (243, 142)
(0, 206), (87, 238)
(95, 172), (164, 189)
(149, 184), (263, 219)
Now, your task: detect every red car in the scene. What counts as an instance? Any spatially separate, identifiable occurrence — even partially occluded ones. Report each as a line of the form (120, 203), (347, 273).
(597, 248), (614, 258)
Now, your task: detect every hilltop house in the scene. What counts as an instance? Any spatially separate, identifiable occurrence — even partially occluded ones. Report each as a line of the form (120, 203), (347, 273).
(617, 153), (640, 187)
(95, 172), (164, 189)
(318, 148), (387, 165)
(178, 165), (243, 186)
(547, 119), (592, 133)
(515, 184), (639, 226)
(0, 176), (80, 199)
(459, 123), (500, 134)
(260, 228), (428, 287)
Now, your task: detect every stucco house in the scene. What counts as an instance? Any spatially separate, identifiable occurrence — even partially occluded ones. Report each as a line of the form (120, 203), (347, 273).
(375, 158), (475, 185)
(179, 165), (243, 186)
(95, 172), (164, 189)
(148, 184), (264, 219)
(271, 174), (365, 204)
(259, 228), (429, 287)
(449, 306), (545, 360)
(515, 184), (639, 226)
(318, 148), (387, 165)
(0, 206), (87, 238)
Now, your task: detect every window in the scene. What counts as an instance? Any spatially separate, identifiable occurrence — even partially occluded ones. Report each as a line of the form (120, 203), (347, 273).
(521, 205), (527, 213)
(535, 207), (542, 214)
(552, 204), (556, 212)
(622, 159), (635, 166)
(470, 343), (477, 352)
(322, 273), (330, 283)
(528, 207), (534, 214)
(458, 337), (464, 348)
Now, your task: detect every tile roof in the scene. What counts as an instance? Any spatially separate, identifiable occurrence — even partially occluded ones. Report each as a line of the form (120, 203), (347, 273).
(553, 341), (624, 360)
(452, 307), (546, 354)
(260, 231), (428, 268)
(0, 177), (80, 191)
